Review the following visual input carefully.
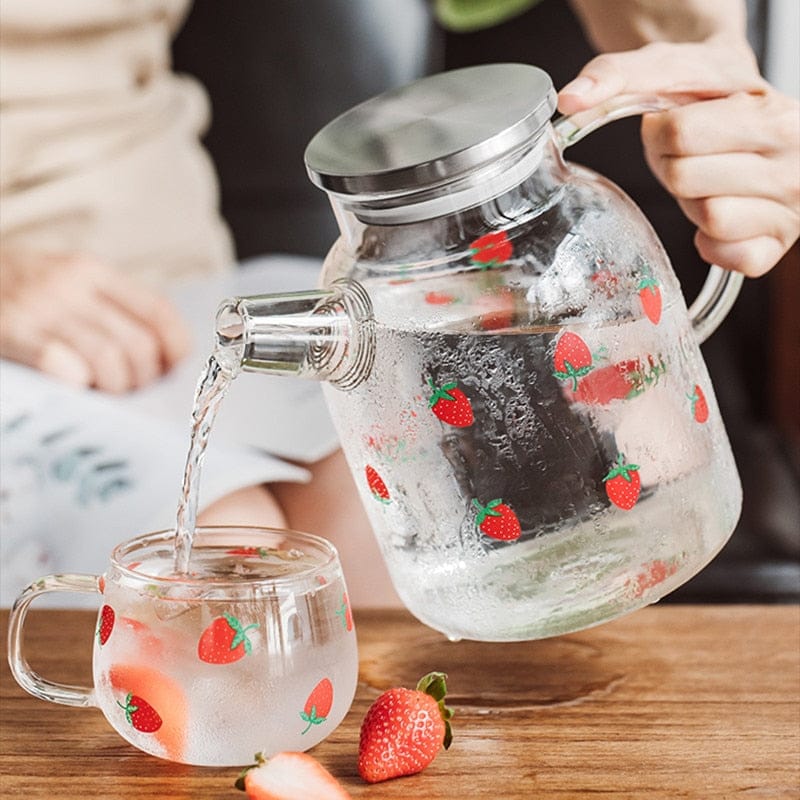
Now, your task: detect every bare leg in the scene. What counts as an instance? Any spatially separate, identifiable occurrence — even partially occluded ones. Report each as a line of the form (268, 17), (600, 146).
(197, 484), (288, 528)
(272, 450), (401, 609)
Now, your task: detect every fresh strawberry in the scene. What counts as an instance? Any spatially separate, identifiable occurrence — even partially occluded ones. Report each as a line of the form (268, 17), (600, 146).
(118, 692), (162, 733)
(97, 604), (115, 646)
(358, 671), (453, 783)
(688, 384), (709, 423)
(603, 454), (641, 510)
(198, 613), (259, 664)
(472, 498), (521, 541)
(300, 678), (333, 735)
(428, 379), (474, 427)
(425, 290), (458, 305)
(336, 593), (353, 632)
(638, 274), (662, 325)
(470, 230), (513, 267)
(552, 331), (594, 390)
(365, 465), (390, 503)
(236, 751), (351, 800)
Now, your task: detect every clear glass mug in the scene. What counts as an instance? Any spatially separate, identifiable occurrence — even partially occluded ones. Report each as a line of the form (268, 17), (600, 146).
(212, 65), (743, 642)
(7, 527), (358, 766)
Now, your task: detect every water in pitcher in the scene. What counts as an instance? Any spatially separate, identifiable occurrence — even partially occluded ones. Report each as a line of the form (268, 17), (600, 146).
(323, 295), (741, 641)
(94, 539), (358, 765)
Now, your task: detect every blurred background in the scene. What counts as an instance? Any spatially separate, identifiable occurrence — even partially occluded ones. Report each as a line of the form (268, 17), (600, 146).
(171, 0), (800, 602)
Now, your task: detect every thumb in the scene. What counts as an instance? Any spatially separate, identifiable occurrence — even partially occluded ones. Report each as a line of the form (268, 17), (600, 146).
(558, 37), (766, 114)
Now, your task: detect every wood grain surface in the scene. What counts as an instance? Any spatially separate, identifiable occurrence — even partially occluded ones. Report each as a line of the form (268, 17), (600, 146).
(1, 606), (798, 798)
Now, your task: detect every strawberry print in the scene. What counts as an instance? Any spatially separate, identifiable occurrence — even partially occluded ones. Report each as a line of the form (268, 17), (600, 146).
(472, 498), (521, 541)
(638, 273), (662, 325)
(197, 613), (259, 664)
(300, 678), (333, 734)
(603, 454), (641, 510)
(118, 692), (162, 733)
(570, 355), (666, 405)
(226, 547), (270, 558)
(688, 384), (709, 423)
(470, 230), (513, 268)
(336, 593), (354, 632)
(97, 604), (115, 646)
(428, 379), (474, 427)
(628, 558), (680, 598)
(425, 290), (458, 305)
(365, 464), (390, 503)
(552, 331), (594, 390)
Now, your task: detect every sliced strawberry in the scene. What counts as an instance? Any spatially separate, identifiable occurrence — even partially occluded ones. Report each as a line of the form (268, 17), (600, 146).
(627, 558), (680, 598)
(237, 751), (351, 800)
(424, 290), (458, 305)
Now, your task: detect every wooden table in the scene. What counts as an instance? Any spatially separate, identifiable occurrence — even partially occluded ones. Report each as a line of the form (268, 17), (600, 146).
(1, 606), (798, 798)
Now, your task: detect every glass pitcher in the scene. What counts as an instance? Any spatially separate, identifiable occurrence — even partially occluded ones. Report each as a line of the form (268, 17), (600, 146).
(214, 64), (743, 641)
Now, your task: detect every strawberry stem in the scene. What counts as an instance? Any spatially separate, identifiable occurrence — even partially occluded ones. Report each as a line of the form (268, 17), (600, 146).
(416, 672), (454, 750)
(472, 498), (503, 524)
(428, 379), (457, 407)
(603, 453), (640, 483)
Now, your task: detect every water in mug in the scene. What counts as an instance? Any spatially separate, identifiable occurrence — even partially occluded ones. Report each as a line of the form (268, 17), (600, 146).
(93, 540), (358, 765)
(323, 293), (741, 641)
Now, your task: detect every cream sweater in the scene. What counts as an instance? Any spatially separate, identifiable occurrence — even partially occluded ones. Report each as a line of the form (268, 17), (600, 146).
(0, 0), (233, 286)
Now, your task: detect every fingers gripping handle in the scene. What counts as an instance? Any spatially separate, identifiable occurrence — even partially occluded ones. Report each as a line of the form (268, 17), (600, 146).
(552, 94), (743, 343)
(7, 573), (100, 707)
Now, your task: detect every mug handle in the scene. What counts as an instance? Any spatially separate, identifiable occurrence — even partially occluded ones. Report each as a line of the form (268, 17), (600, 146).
(552, 94), (744, 344)
(7, 573), (101, 707)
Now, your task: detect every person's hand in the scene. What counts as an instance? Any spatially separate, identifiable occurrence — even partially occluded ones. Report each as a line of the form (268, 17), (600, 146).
(558, 36), (800, 277)
(0, 251), (191, 392)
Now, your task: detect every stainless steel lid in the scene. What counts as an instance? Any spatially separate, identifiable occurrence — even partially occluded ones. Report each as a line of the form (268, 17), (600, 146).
(304, 63), (556, 197)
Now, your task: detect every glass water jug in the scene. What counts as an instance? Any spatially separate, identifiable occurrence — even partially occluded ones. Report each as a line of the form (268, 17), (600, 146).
(215, 64), (743, 641)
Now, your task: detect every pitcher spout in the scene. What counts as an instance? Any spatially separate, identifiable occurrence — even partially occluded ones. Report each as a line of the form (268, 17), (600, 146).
(214, 279), (375, 389)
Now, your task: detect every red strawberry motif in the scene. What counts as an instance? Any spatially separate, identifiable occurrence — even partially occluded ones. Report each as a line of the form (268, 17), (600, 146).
(628, 558), (680, 598)
(197, 613), (259, 664)
(237, 751), (351, 799)
(603, 454), (641, 510)
(552, 332), (594, 390)
(470, 230), (513, 267)
(570, 355), (666, 405)
(472, 498), (522, 541)
(425, 290), (458, 305)
(97, 604), (115, 646)
(226, 547), (270, 558)
(336, 593), (353, 632)
(358, 671), (453, 783)
(300, 678), (334, 734)
(118, 692), (162, 733)
(428, 379), (474, 427)
(365, 464), (390, 503)
(638, 274), (662, 325)
(688, 384), (709, 423)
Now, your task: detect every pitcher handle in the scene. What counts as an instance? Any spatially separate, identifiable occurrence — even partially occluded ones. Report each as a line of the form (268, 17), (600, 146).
(553, 94), (744, 344)
(7, 573), (101, 707)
